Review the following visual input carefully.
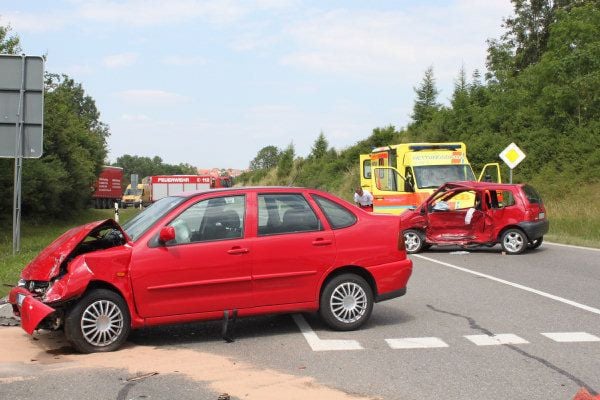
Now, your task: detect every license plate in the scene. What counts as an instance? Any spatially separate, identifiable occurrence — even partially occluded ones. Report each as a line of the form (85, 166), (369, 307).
(538, 212), (545, 219)
(16, 293), (25, 307)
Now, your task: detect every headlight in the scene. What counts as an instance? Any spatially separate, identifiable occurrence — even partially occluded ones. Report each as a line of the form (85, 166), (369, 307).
(17, 278), (26, 288)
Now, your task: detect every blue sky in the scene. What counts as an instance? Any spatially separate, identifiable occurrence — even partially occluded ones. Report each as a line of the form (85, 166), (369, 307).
(1, 0), (513, 169)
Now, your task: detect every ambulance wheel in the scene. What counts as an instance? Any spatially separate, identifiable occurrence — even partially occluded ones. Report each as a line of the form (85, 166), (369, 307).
(404, 229), (425, 254)
(65, 289), (131, 353)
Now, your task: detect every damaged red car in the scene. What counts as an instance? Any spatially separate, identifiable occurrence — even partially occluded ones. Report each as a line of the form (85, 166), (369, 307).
(9, 187), (412, 353)
(400, 182), (549, 255)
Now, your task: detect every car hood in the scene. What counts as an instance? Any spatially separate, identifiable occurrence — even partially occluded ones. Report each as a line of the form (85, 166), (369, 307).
(20, 219), (124, 281)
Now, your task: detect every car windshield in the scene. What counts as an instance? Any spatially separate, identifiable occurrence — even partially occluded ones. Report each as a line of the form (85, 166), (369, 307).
(122, 196), (185, 241)
(124, 188), (141, 196)
(413, 165), (476, 189)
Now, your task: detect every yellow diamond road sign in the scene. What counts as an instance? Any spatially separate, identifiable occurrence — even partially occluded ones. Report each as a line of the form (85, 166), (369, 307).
(500, 142), (526, 169)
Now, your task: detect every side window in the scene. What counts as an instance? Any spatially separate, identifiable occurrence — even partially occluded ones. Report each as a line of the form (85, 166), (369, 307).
(497, 190), (515, 208)
(363, 160), (372, 179)
(375, 167), (401, 192)
(167, 195), (245, 245)
(313, 195), (357, 229)
(258, 194), (321, 236)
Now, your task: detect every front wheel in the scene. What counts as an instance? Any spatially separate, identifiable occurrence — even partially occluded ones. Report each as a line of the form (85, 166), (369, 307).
(404, 229), (425, 254)
(65, 289), (131, 353)
(501, 229), (527, 255)
(320, 274), (373, 331)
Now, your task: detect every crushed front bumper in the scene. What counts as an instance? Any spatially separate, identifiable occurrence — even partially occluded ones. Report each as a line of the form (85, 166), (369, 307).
(8, 287), (55, 334)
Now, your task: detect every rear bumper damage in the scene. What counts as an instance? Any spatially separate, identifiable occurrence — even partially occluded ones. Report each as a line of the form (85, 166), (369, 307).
(8, 287), (55, 334)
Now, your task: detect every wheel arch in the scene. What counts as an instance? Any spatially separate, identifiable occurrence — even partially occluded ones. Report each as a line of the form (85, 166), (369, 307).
(319, 266), (377, 301)
(497, 225), (529, 242)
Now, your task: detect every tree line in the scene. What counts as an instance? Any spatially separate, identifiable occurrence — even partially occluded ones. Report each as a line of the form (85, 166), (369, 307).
(239, 0), (600, 197)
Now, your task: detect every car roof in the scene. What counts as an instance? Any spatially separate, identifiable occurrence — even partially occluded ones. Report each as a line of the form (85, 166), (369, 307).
(173, 186), (316, 198)
(443, 181), (526, 191)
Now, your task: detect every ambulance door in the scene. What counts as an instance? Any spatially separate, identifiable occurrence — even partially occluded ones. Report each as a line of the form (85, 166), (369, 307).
(478, 163), (502, 183)
(370, 166), (415, 214)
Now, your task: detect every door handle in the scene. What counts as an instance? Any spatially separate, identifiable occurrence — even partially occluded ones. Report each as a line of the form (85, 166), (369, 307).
(374, 196), (384, 200)
(227, 247), (249, 255)
(312, 238), (332, 246)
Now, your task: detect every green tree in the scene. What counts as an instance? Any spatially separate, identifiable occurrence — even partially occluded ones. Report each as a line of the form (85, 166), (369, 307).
(249, 145), (280, 170)
(411, 66), (440, 127)
(277, 143), (295, 179)
(1, 73), (110, 219)
(115, 154), (197, 185)
(0, 23), (21, 53)
(310, 132), (328, 160)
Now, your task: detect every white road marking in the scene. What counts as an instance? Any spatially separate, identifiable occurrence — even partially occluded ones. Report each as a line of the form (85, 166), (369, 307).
(545, 241), (600, 252)
(541, 332), (600, 342)
(464, 334), (529, 346)
(413, 254), (600, 316)
(292, 314), (363, 351)
(386, 337), (449, 349)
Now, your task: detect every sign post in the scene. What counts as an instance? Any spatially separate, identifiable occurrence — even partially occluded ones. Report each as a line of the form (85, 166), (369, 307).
(499, 142), (526, 184)
(0, 55), (45, 254)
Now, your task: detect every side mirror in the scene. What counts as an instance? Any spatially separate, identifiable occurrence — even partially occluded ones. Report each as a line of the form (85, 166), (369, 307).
(159, 226), (176, 244)
(420, 207), (426, 215)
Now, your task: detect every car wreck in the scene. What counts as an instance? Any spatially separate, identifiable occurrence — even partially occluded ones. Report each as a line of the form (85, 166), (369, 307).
(10, 187), (413, 353)
(400, 181), (549, 255)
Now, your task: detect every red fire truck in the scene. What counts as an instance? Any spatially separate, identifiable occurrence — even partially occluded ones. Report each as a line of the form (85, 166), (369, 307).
(92, 166), (123, 209)
(141, 175), (212, 205)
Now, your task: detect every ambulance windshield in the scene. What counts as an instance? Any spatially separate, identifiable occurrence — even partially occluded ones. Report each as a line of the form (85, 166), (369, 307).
(414, 165), (476, 189)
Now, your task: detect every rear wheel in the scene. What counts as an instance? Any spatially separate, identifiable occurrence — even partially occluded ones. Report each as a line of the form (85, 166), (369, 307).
(320, 274), (373, 331)
(65, 289), (131, 353)
(404, 229), (425, 254)
(528, 236), (543, 249)
(501, 229), (527, 255)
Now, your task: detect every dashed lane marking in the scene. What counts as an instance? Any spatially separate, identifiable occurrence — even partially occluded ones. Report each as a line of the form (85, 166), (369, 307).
(385, 337), (449, 349)
(541, 332), (600, 342)
(413, 254), (600, 316)
(464, 333), (529, 346)
(292, 314), (363, 351)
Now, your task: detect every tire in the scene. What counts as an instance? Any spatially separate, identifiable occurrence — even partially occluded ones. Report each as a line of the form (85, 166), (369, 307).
(528, 236), (543, 250)
(319, 273), (373, 331)
(404, 229), (425, 254)
(500, 228), (527, 255)
(65, 289), (131, 353)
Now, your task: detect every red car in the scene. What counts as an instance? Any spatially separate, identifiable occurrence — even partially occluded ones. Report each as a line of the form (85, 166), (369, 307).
(9, 187), (412, 353)
(401, 182), (549, 255)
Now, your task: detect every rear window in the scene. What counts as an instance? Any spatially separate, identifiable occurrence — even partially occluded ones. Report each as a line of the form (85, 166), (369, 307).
(522, 184), (543, 204)
(312, 195), (357, 229)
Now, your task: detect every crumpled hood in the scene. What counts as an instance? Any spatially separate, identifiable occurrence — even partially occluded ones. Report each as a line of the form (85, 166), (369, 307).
(20, 219), (122, 281)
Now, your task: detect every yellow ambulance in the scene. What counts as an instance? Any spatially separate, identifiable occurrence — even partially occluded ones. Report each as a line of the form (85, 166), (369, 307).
(359, 142), (501, 214)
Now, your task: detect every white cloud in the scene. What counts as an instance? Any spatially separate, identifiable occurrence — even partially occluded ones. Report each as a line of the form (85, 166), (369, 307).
(280, 3), (513, 83)
(103, 53), (138, 68)
(77, 0), (246, 27)
(0, 12), (69, 33)
(162, 55), (208, 66)
(121, 113), (151, 121)
(116, 89), (189, 105)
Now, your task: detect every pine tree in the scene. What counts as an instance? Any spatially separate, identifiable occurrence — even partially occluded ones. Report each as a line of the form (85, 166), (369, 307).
(411, 66), (440, 126)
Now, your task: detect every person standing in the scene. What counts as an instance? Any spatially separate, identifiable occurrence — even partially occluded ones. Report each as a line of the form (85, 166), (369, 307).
(354, 187), (373, 212)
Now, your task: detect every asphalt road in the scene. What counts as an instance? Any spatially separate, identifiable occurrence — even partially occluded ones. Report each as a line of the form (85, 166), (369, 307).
(1, 242), (599, 400)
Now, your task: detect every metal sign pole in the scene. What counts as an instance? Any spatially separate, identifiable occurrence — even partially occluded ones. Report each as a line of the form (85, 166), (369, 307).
(509, 168), (513, 184)
(12, 55), (26, 255)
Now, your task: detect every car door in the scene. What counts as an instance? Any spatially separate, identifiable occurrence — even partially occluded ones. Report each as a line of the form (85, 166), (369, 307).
(426, 189), (482, 242)
(130, 194), (252, 318)
(251, 192), (336, 307)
